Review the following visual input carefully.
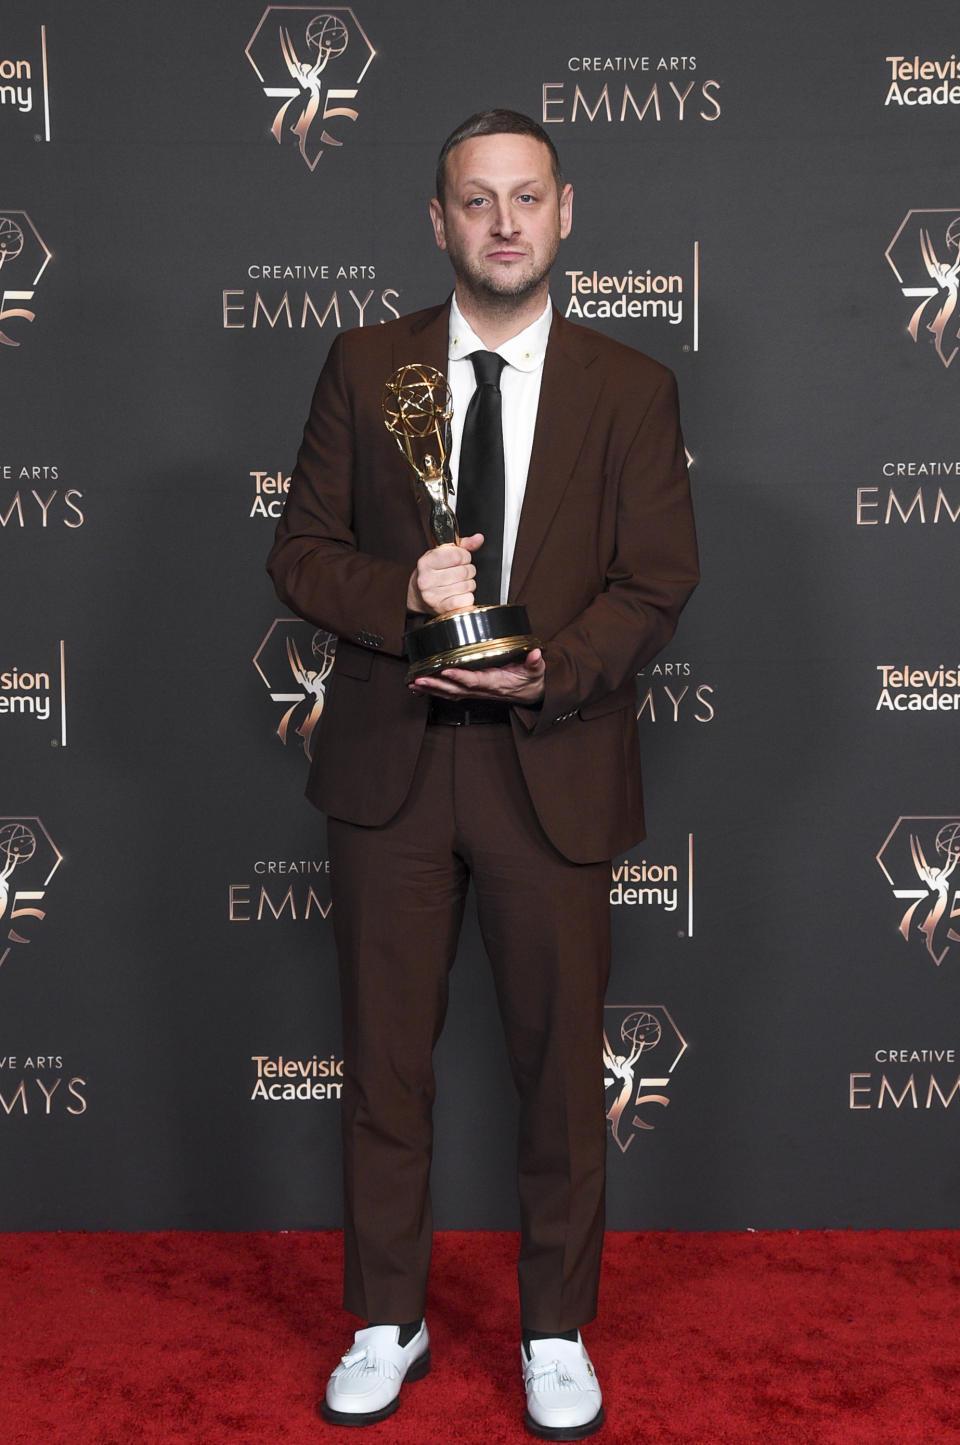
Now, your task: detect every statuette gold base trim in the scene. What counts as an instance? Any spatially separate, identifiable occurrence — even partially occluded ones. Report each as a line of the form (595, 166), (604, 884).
(405, 634), (539, 682)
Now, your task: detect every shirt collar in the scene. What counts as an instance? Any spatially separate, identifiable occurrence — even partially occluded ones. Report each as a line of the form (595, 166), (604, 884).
(447, 293), (553, 373)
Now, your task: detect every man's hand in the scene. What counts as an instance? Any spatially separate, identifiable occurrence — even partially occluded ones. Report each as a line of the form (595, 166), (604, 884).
(410, 648), (546, 706)
(407, 534), (484, 616)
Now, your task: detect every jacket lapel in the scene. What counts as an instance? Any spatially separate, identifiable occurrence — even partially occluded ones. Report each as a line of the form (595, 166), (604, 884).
(509, 309), (604, 600)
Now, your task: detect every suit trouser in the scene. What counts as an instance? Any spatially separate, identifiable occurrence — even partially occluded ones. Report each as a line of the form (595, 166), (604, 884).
(327, 718), (611, 1332)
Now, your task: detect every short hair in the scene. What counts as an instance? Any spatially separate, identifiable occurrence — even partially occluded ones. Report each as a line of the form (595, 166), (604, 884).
(435, 109), (564, 206)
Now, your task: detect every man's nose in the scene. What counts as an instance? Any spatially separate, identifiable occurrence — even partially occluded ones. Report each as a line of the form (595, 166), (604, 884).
(491, 201), (519, 235)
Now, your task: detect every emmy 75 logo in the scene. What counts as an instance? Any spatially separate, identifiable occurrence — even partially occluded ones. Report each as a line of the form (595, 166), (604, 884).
(0, 212), (52, 347)
(254, 619), (337, 760)
(246, 8), (376, 171)
(0, 818), (62, 967)
(603, 1004), (687, 1151)
(877, 816), (960, 966)
(886, 210), (960, 368)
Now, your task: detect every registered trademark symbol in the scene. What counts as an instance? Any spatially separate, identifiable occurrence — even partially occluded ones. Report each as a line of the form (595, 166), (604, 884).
(50, 738), (59, 748)
(682, 344), (690, 353)
(677, 929), (686, 938)
(34, 134), (42, 143)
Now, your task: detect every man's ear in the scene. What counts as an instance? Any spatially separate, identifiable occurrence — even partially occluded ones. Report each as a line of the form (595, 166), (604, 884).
(559, 183), (574, 241)
(429, 197), (447, 252)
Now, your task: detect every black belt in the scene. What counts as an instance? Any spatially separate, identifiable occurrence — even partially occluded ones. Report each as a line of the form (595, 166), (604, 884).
(427, 697), (512, 726)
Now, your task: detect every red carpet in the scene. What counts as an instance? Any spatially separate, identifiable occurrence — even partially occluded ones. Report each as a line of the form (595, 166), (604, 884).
(2, 1229), (959, 1445)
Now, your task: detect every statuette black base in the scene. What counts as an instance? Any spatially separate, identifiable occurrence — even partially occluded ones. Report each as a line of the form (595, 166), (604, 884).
(404, 603), (540, 683)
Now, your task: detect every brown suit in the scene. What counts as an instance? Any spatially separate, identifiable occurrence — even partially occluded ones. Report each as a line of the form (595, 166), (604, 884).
(267, 300), (698, 1329)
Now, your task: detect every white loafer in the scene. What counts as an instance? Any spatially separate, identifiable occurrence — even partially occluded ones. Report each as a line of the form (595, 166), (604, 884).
(322, 1323), (430, 1425)
(522, 1333), (604, 1440)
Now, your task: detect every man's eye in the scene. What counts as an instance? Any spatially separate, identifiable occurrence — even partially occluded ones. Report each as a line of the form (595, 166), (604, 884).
(517, 194), (537, 204)
(467, 196), (487, 208)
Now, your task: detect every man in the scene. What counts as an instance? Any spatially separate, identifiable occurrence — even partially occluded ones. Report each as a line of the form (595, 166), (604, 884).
(267, 109), (698, 1439)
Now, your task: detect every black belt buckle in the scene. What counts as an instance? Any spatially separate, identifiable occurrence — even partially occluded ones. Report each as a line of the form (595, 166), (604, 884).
(427, 698), (511, 726)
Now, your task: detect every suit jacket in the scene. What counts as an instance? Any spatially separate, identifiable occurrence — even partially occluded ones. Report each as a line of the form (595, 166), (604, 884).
(267, 301), (699, 864)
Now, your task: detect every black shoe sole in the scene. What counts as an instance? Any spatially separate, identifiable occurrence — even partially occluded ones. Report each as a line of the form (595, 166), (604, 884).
(320, 1349), (431, 1426)
(524, 1404), (605, 1440)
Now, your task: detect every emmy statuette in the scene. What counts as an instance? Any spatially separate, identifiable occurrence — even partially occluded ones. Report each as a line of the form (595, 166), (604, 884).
(383, 363), (540, 683)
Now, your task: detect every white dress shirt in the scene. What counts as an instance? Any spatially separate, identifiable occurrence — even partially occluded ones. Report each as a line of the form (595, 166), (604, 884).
(446, 294), (552, 604)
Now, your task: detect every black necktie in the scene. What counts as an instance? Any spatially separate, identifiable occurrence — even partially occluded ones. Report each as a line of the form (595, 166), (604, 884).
(456, 350), (506, 606)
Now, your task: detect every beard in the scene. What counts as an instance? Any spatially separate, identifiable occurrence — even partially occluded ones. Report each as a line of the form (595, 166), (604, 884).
(446, 235), (560, 311)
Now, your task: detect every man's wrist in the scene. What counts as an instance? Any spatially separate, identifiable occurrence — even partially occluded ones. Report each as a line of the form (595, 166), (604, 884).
(406, 573), (425, 614)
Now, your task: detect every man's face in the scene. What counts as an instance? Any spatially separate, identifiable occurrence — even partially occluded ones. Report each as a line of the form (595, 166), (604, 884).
(429, 133), (573, 305)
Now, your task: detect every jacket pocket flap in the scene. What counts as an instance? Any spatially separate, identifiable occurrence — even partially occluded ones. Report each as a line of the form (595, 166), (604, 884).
(333, 642), (373, 680)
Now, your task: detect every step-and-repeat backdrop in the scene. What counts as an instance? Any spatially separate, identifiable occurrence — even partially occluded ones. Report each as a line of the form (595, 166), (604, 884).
(4, 0), (959, 1232)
